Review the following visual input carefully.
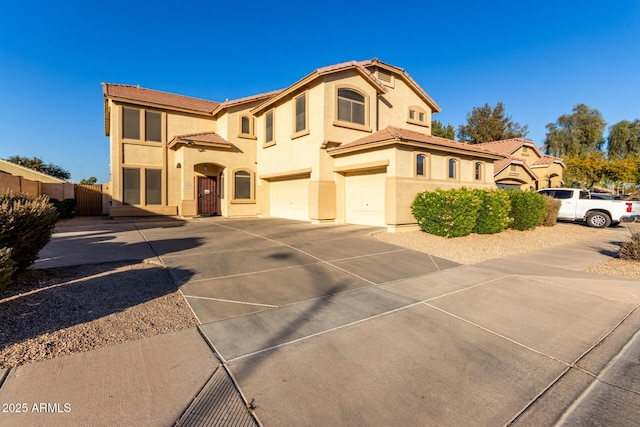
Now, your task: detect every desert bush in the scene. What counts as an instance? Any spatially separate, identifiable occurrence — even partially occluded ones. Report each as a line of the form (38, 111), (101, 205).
(411, 188), (482, 237)
(619, 232), (640, 261)
(0, 192), (58, 279)
(51, 198), (76, 219)
(473, 189), (512, 234)
(507, 190), (546, 231)
(539, 195), (561, 226)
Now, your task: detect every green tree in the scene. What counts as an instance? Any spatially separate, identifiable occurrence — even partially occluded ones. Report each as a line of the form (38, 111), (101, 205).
(79, 177), (97, 185)
(457, 102), (528, 144)
(431, 119), (456, 139)
(564, 152), (608, 189)
(6, 156), (71, 180)
(544, 104), (606, 157)
(607, 119), (640, 160)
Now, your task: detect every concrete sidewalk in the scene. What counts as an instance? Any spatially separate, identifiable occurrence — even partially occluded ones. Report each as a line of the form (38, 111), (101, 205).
(1, 217), (639, 426)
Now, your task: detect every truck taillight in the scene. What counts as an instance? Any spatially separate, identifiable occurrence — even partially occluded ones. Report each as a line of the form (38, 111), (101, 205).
(626, 202), (633, 213)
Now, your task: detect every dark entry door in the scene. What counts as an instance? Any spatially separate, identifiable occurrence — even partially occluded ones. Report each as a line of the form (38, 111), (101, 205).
(198, 177), (217, 215)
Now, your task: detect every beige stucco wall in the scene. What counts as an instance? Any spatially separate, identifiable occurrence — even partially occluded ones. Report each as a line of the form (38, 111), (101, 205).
(377, 77), (433, 134)
(495, 164), (536, 190)
(108, 100), (216, 216)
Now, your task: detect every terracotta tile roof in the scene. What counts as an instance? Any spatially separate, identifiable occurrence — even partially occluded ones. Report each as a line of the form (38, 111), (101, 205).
(494, 156), (539, 179)
(171, 132), (229, 145)
(475, 138), (538, 156)
(221, 90), (284, 108)
(328, 126), (504, 158)
(533, 155), (564, 166)
(102, 83), (220, 114)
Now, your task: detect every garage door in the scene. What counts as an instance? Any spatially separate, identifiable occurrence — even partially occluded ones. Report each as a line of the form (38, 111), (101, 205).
(345, 171), (386, 227)
(269, 178), (310, 221)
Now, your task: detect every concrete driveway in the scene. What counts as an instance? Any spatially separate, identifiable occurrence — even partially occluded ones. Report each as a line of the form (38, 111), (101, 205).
(138, 217), (640, 426)
(12, 216), (640, 426)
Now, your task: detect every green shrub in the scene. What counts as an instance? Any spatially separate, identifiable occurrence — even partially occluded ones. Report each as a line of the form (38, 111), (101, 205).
(473, 189), (512, 234)
(411, 188), (482, 237)
(51, 198), (76, 219)
(0, 247), (15, 290)
(507, 190), (546, 231)
(619, 232), (640, 261)
(539, 195), (561, 227)
(0, 191), (58, 277)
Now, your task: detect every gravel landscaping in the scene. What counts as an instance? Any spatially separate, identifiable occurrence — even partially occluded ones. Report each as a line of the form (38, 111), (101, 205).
(0, 261), (198, 369)
(374, 222), (640, 279)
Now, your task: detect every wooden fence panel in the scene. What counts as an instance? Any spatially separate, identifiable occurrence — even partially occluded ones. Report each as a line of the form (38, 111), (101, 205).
(75, 184), (103, 216)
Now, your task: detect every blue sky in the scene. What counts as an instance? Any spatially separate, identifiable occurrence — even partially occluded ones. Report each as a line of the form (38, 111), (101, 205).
(1, 0), (638, 183)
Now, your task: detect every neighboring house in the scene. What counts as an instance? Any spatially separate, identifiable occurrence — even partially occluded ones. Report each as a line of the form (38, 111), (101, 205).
(103, 58), (504, 230)
(476, 139), (565, 190)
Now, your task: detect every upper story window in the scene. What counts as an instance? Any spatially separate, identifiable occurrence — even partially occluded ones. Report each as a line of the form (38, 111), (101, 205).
(123, 108), (140, 139)
(474, 162), (483, 181)
(239, 114), (255, 138)
(145, 111), (161, 142)
(294, 93), (307, 134)
(407, 106), (428, 127)
(448, 158), (458, 179)
(337, 88), (365, 125)
(265, 110), (274, 143)
(416, 154), (427, 177)
(122, 107), (162, 142)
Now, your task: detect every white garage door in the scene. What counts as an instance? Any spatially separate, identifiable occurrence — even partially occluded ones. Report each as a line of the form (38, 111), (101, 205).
(269, 178), (310, 221)
(345, 171), (386, 227)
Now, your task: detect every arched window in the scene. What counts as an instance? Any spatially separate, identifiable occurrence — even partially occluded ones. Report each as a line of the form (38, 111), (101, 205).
(448, 158), (457, 179)
(337, 88), (365, 125)
(416, 154), (426, 176)
(234, 171), (251, 200)
(239, 115), (254, 138)
(474, 162), (483, 181)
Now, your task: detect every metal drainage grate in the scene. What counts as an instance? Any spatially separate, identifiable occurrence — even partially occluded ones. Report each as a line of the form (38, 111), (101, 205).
(176, 366), (257, 427)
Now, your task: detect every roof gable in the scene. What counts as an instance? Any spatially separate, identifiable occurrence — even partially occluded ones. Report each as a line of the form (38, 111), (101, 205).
(251, 60), (389, 115)
(476, 138), (541, 157)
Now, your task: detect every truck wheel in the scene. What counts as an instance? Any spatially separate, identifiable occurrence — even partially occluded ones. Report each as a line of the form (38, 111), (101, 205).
(586, 211), (611, 228)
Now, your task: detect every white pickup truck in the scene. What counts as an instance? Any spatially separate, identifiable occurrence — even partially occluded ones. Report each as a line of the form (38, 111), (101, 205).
(538, 188), (640, 228)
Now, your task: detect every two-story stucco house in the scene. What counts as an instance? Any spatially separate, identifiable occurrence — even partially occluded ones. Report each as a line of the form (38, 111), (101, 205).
(103, 58), (505, 230)
(475, 139), (565, 190)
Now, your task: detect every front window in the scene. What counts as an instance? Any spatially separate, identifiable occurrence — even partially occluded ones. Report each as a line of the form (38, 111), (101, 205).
(295, 93), (307, 133)
(337, 89), (365, 125)
(474, 162), (483, 181)
(240, 115), (254, 137)
(123, 108), (140, 139)
(145, 111), (161, 142)
(234, 171), (251, 199)
(145, 169), (162, 204)
(448, 159), (457, 179)
(123, 168), (140, 204)
(416, 154), (426, 176)
(265, 111), (274, 143)
(407, 106), (428, 127)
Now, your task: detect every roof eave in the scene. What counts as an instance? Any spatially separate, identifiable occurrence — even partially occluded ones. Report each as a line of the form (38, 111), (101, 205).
(105, 95), (216, 116)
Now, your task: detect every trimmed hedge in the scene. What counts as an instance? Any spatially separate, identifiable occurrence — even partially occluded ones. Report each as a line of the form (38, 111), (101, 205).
(0, 192), (58, 289)
(507, 190), (547, 231)
(473, 189), (513, 234)
(411, 188), (482, 237)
